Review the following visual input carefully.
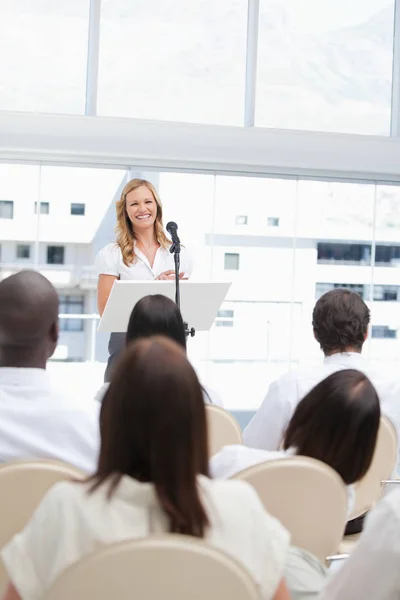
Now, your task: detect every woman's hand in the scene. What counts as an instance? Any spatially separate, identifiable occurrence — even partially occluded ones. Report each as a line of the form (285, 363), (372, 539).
(155, 270), (187, 281)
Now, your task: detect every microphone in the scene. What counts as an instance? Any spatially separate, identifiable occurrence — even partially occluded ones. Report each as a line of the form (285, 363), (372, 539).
(166, 221), (180, 244)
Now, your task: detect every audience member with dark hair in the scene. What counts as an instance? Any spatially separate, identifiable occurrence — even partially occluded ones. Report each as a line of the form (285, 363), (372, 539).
(243, 289), (399, 465)
(212, 369), (380, 501)
(0, 270), (99, 472)
(1, 337), (291, 600)
(95, 294), (222, 405)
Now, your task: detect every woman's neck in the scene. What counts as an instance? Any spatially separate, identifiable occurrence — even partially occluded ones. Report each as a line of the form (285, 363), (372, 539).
(135, 229), (158, 249)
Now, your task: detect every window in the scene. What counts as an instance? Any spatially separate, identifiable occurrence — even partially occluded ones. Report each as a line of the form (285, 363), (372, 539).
(267, 217), (279, 227)
(71, 203), (85, 216)
(215, 308), (234, 328)
(372, 326), (397, 339)
(59, 295), (84, 332)
(373, 285), (400, 301)
(47, 246), (65, 265)
(256, 0), (395, 135)
(34, 202), (49, 215)
(375, 245), (400, 265)
(316, 283), (365, 299)
(217, 310), (234, 318)
(0, 201), (14, 219)
(235, 215), (248, 225)
(317, 243), (371, 264)
(0, 1), (90, 114)
(224, 253), (240, 270)
(97, 0), (248, 125)
(16, 244), (31, 259)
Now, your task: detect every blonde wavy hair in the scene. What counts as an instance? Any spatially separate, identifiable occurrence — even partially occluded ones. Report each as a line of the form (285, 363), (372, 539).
(116, 178), (170, 267)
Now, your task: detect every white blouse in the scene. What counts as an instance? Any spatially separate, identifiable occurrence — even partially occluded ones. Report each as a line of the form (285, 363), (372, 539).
(2, 475), (290, 600)
(96, 242), (193, 280)
(322, 489), (400, 599)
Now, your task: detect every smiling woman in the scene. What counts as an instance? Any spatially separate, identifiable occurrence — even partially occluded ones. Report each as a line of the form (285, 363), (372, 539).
(96, 178), (193, 381)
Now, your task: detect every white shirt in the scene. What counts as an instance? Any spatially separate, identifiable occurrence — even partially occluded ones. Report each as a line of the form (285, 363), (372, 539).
(210, 444), (355, 518)
(0, 368), (99, 473)
(322, 488), (400, 600)
(243, 352), (400, 457)
(96, 242), (193, 280)
(95, 382), (223, 407)
(1, 475), (290, 600)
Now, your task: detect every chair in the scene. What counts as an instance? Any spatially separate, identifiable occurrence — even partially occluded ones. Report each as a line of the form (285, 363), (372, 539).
(206, 405), (242, 456)
(338, 415), (398, 555)
(232, 456), (348, 564)
(0, 459), (84, 594)
(43, 535), (262, 600)
(348, 415), (398, 520)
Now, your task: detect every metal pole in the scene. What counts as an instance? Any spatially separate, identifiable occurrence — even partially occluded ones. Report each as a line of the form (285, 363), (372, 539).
(85, 0), (101, 116)
(390, 0), (400, 136)
(244, 0), (260, 127)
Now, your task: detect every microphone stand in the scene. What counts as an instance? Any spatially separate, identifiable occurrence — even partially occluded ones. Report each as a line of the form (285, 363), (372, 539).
(169, 239), (195, 339)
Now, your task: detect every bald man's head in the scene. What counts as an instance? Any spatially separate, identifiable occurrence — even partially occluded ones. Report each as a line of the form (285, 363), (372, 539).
(0, 271), (59, 368)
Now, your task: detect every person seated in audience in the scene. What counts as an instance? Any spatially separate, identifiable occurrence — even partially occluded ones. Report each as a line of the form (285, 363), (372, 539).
(321, 486), (400, 600)
(1, 337), (291, 600)
(212, 369), (380, 522)
(0, 270), (99, 472)
(95, 293), (223, 406)
(243, 289), (400, 463)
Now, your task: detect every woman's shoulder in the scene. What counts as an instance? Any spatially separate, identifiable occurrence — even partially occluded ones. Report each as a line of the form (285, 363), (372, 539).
(97, 242), (121, 258)
(96, 243), (122, 275)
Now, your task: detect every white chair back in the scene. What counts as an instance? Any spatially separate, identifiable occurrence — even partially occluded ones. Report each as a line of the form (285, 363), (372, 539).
(0, 459), (84, 594)
(349, 415), (398, 520)
(206, 405), (242, 456)
(43, 535), (262, 600)
(233, 456), (348, 563)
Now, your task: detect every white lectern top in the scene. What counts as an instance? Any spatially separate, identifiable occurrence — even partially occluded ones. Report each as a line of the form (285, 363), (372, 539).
(97, 280), (232, 333)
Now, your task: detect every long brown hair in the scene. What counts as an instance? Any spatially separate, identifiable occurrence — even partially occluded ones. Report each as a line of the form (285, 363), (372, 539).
(283, 369), (380, 484)
(116, 178), (170, 267)
(89, 336), (210, 537)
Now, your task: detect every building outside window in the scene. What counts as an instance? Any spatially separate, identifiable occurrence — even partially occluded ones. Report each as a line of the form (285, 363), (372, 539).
(47, 245), (65, 265)
(267, 217), (279, 227)
(0, 200), (14, 219)
(59, 295), (84, 331)
(16, 244), (31, 259)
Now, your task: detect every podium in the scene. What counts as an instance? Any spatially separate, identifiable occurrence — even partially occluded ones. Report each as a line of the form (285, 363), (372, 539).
(97, 280), (232, 333)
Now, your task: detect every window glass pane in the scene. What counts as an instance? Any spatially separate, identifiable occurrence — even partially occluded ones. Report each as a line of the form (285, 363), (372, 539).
(370, 185), (400, 368)
(16, 244), (31, 259)
(71, 203), (85, 216)
(224, 253), (240, 270)
(256, 0), (395, 134)
(0, 1), (90, 114)
(47, 246), (65, 265)
(0, 165), (39, 272)
(34, 202), (49, 215)
(0, 201), (14, 219)
(209, 176), (298, 410)
(295, 180), (375, 367)
(98, 0), (247, 125)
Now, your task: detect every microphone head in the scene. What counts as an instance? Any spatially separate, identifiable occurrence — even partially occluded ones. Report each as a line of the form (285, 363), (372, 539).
(166, 221), (178, 234)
